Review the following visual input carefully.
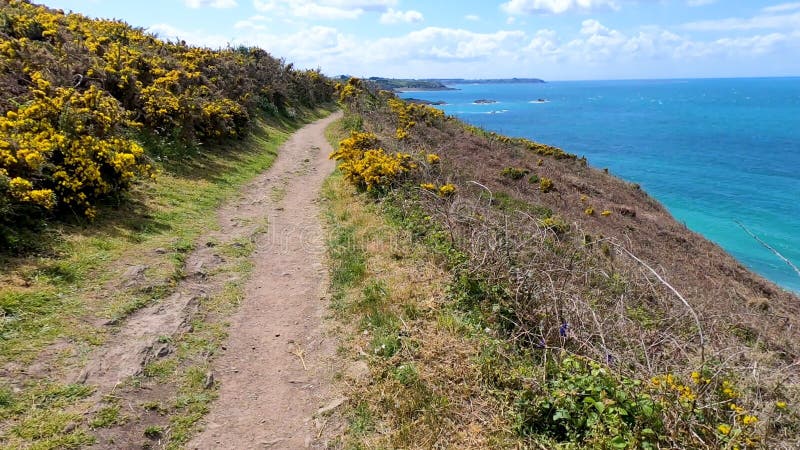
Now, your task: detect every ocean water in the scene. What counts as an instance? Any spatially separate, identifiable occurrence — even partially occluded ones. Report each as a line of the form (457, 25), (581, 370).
(400, 78), (800, 293)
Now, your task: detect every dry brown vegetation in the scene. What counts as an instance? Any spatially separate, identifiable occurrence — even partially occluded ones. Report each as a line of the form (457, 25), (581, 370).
(328, 81), (800, 448)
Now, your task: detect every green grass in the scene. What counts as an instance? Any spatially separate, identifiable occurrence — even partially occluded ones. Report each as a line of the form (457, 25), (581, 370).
(89, 405), (125, 429)
(0, 106), (336, 449)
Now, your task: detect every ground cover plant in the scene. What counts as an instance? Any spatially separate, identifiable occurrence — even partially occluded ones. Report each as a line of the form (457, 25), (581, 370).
(326, 79), (800, 449)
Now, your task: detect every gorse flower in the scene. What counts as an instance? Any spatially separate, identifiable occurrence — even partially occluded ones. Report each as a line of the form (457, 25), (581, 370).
(438, 184), (456, 197)
(330, 131), (415, 191)
(0, 81), (150, 217)
(742, 415), (758, 426)
(420, 183), (436, 191)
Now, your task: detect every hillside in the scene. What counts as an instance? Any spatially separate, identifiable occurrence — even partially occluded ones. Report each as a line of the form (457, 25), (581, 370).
(0, 1), (338, 448)
(326, 78), (800, 448)
(0, 0), (333, 251)
(2, 1), (799, 449)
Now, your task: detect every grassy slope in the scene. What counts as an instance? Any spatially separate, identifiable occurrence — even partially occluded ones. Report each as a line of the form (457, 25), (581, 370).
(0, 107), (333, 449)
(323, 87), (800, 449)
(324, 120), (517, 448)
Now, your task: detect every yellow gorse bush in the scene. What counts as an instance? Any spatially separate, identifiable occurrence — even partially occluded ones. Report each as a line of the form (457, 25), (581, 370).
(330, 131), (416, 191)
(0, 0), (333, 242)
(0, 74), (150, 217)
(387, 97), (445, 140)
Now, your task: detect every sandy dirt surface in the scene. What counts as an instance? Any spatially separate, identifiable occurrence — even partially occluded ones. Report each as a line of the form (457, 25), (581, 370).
(188, 111), (344, 449)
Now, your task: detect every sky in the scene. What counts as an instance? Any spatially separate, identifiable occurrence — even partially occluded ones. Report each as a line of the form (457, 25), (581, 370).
(41, 0), (800, 80)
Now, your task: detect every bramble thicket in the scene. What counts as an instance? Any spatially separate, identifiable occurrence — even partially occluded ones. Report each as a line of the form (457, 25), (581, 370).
(0, 0), (333, 249)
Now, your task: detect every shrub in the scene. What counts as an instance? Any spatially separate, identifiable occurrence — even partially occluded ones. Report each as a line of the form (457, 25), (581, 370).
(539, 177), (554, 193)
(438, 183), (456, 197)
(515, 355), (662, 449)
(330, 131), (416, 192)
(538, 215), (569, 234)
(0, 76), (151, 219)
(501, 167), (529, 180)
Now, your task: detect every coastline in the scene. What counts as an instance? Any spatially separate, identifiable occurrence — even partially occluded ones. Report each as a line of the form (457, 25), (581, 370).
(398, 79), (800, 294)
(393, 87), (458, 92)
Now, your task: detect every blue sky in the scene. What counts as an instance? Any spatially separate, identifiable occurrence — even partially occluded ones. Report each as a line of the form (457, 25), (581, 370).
(43, 0), (800, 80)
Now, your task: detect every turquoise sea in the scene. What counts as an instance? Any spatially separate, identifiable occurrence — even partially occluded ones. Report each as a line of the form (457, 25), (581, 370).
(400, 78), (800, 293)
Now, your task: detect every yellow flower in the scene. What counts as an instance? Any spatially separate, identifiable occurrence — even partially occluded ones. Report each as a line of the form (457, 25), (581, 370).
(438, 184), (456, 197)
(426, 153), (440, 164)
(717, 424), (731, 435)
(28, 189), (56, 209)
(8, 177), (33, 193)
(776, 401), (787, 409)
(420, 183), (436, 191)
(742, 415), (758, 426)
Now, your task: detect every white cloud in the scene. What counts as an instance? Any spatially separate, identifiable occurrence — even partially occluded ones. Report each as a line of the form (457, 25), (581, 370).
(184, 0), (238, 8)
(253, 0), (278, 11)
(380, 8), (423, 24)
(234, 15), (271, 30)
(366, 27), (527, 61)
(686, 0), (716, 6)
(149, 12), (800, 79)
(683, 11), (800, 31)
(502, 0), (620, 15)
(762, 2), (800, 13)
(710, 32), (790, 55)
(252, 0), (398, 19)
(292, 3), (364, 19)
(147, 23), (232, 48)
(465, 14), (480, 21)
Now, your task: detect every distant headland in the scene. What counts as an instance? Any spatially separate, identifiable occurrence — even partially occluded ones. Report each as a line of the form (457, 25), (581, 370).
(335, 76), (546, 92)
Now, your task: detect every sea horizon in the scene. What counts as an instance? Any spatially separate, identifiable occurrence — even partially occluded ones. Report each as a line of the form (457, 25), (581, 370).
(384, 75), (800, 85)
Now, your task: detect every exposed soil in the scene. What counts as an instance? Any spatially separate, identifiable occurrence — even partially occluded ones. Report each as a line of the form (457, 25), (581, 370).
(59, 112), (344, 448)
(188, 111), (344, 449)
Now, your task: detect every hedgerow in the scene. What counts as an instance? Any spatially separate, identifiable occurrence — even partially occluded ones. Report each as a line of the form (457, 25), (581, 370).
(0, 0), (334, 250)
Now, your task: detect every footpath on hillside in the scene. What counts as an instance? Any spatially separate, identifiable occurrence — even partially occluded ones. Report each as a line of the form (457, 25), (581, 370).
(187, 111), (344, 449)
(59, 112), (345, 449)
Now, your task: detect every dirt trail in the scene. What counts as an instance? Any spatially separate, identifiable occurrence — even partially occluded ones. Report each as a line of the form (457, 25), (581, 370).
(188, 111), (343, 449)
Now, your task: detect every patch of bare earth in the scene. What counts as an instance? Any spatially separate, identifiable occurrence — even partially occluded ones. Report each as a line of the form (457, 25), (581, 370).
(188, 111), (345, 449)
(55, 112), (345, 448)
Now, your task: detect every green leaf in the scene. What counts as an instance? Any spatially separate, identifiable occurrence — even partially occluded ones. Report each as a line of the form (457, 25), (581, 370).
(553, 409), (570, 421)
(609, 435), (629, 449)
(594, 401), (606, 413)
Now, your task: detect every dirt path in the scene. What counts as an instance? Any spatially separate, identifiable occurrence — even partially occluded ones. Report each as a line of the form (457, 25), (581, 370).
(188, 111), (343, 449)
